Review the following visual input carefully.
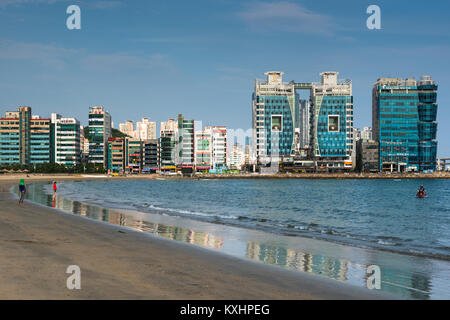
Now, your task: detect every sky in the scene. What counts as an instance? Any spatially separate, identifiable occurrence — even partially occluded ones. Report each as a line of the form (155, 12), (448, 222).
(0, 0), (449, 156)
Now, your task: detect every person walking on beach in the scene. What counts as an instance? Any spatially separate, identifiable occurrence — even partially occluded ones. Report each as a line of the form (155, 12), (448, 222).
(52, 181), (57, 198)
(18, 179), (26, 205)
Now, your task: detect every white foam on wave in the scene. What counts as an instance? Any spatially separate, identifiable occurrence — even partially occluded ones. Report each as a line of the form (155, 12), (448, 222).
(147, 204), (237, 220)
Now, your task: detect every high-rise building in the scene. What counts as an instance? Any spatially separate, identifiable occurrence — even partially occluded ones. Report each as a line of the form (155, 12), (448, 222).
(0, 109), (24, 165)
(417, 76), (438, 172)
(30, 115), (51, 164)
(244, 136), (253, 166)
(161, 118), (177, 132)
(195, 126), (212, 172)
(212, 126), (227, 169)
(83, 138), (89, 157)
(143, 139), (159, 173)
(372, 76), (438, 172)
(361, 127), (372, 141)
(88, 106), (111, 167)
(136, 118), (157, 140)
(159, 119), (177, 172)
(17, 107), (31, 165)
(354, 128), (362, 142)
(252, 72), (298, 165)
(51, 113), (81, 166)
(229, 143), (245, 170)
(0, 107), (51, 166)
(107, 137), (125, 173)
(119, 120), (134, 138)
(310, 72), (354, 171)
(79, 125), (85, 159)
(176, 114), (195, 168)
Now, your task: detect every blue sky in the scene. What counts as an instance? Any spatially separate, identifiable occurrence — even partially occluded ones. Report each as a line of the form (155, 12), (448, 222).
(0, 0), (449, 156)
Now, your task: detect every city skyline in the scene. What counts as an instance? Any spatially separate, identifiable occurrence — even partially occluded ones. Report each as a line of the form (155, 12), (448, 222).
(0, 0), (449, 156)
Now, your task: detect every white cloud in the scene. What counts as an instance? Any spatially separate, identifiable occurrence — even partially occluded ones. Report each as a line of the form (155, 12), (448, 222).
(133, 37), (203, 44)
(0, 0), (68, 7)
(81, 52), (174, 72)
(0, 39), (78, 70)
(238, 1), (335, 35)
(90, 1), (122, 9)
(0, 0), (122, 9)
(0, 40), (174, 73)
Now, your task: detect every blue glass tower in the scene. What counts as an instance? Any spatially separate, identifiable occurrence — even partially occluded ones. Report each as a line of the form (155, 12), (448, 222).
(372, 77), (438, 172)
(252, 72), (297, 165)
(417, 76), (438, 171)
(310, 72), (355, 171)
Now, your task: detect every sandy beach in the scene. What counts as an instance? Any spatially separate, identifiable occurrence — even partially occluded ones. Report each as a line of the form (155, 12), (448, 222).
(0, 175), (394, 300)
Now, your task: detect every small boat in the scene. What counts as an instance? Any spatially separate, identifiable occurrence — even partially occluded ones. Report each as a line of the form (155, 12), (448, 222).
(416, 191), (427, 198)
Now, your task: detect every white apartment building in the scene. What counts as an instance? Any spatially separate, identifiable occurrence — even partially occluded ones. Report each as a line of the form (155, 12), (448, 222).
(212, 126), (227, 169)
(136, 117), (157, 140)
(229, 143), (245, 170)
(195, 126), (213, 171)
(361, 126), (373, 141)
(119, 120), (135, 137)
(51, 113), (81, 166)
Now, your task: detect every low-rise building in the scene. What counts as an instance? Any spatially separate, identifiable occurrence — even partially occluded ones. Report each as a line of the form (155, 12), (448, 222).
(107, 137), (125, 173)
(125, 138), (142, 173)
(356, 139), (379, 173)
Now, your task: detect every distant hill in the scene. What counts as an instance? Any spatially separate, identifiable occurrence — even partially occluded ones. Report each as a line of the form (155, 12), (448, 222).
(83, 127), (130, 142)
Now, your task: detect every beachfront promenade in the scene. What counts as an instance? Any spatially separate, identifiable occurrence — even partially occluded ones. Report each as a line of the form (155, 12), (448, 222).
(0, 176), (393, 300)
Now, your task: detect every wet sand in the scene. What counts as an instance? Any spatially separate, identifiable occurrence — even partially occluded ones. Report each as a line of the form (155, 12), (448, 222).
(0, 178), (393, 299)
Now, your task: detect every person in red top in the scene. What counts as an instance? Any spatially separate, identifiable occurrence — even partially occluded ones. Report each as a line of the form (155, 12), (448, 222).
(53, 181), (57, 197)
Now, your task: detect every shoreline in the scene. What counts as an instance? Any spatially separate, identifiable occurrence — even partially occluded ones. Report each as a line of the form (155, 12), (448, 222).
(1, 171), (450, 182)
(0, 178), (396, 299)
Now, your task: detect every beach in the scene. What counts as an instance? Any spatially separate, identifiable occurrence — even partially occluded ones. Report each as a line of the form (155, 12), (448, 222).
(0, 175), (396, 300)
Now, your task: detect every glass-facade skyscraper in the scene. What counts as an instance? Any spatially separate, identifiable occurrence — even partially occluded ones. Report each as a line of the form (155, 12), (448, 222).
(176, 114), (195, 168)
(310, 72), (355, 171)
(88, 106), (111, 166)
(372, 76), (438, 172)
(252, 71), (298, 165)
(417, 76), (438, 171)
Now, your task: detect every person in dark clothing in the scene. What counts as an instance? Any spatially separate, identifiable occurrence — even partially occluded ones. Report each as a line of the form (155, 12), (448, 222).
(18, 179), (26, 205)
(417, 185), (426, 198)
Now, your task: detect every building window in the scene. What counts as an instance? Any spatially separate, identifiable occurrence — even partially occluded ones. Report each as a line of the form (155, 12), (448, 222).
(328, 115), (339, 132)
(271, 115), (282, 132)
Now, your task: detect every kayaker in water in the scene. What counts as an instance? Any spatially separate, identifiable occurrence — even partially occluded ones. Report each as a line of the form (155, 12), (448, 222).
(417, 185), (426, 198)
